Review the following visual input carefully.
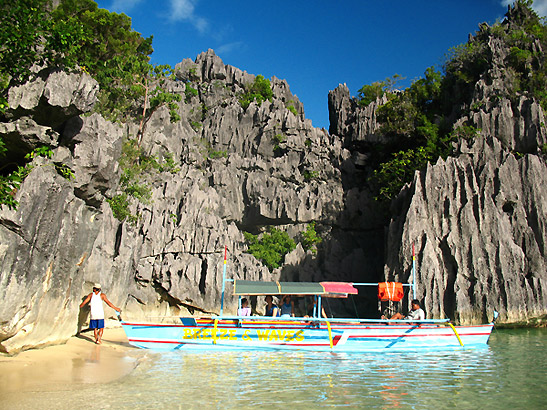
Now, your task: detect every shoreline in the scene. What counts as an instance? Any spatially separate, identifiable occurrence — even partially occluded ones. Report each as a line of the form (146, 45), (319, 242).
(0, 327), (142, 395)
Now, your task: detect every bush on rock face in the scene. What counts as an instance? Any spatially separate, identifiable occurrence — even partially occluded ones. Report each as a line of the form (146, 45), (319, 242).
(301, 221), (322, 254)
(244, 227), (296, 271)
(360, 0), (547, 202)
(0, 0), (183, 211)
(239, 75), (273, 109)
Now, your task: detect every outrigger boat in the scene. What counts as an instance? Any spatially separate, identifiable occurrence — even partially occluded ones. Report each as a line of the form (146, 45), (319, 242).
(120, 248), (495, 352)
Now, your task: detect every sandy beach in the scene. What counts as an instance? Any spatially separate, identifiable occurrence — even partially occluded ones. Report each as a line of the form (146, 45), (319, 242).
(0, 327), (140, 401)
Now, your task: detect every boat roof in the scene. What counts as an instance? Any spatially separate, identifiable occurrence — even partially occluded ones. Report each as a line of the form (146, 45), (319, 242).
(233, 280), (358, 298)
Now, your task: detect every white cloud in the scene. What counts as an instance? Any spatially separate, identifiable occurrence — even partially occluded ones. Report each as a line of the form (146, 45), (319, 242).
(216, 41), (244, 55)
(170, 0), (195, 19)
(532, 0), (547, 16)
(109, 0), (144, 13)
(500, 0), (547, 16)
(169, 0), (209, 33)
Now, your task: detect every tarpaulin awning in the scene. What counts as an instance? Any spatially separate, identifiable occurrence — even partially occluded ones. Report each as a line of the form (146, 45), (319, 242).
(233, 280), (358, 298)
(278, 282), (325, 295)
(234, 280), (281, 295)
(320, 281), (358, 295)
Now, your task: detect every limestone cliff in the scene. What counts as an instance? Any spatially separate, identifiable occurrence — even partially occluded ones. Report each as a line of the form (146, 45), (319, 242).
(327, 9), (547, 325)
(384, 16), (547, 324)
(2, 6), (547, 352)
(0, 51), (383, 353)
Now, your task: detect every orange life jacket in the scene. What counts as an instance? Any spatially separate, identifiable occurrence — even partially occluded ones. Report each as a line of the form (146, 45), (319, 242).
(378, 282), (404, 302)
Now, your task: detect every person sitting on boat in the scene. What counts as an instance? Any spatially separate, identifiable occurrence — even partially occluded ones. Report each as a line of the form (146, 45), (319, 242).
(264, 295), (280, 317)
(389, 299), (425, 323)
(279, 295), (295, 317)
(305, 297), (327, 318)
(238, 298), (251, 316)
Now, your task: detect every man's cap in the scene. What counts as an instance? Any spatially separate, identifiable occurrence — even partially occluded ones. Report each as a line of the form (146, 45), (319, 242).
(93, 283), (101, 289)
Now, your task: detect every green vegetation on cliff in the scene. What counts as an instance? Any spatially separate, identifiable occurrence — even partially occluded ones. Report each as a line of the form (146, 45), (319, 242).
(0, 145), (74, 210)
(301, 222), (322, 254)
(0, 0), (156, 119)
(244, 223), (323, 270)
(108, 139), (179, 223)
(239, 75), (273, 109)
(244, 228), (296, 271)
(362, 0), (547, 202)
(0, 0), (181, 212)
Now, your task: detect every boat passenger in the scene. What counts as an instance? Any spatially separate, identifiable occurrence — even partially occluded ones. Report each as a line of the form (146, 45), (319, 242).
(305, 298), (327, 318)
(264, 295), (280, 317)
(238, 298), (251, 316)
(389, 299), (425, 323)
(279, 295), (295, 317)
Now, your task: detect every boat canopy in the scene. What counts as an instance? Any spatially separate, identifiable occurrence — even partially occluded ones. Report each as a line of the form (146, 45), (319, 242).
(233, 280), (358, 298)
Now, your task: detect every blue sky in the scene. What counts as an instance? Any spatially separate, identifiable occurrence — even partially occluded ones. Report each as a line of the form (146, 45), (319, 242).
(95, 0), (547, 130)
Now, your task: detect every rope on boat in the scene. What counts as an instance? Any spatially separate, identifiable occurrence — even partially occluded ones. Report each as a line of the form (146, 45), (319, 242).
(212, 318), (219, 345)
(326, 321), (334, 349)
(447, 322), (464, 347)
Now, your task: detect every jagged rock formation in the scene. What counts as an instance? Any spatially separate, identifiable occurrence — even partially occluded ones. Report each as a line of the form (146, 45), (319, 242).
(0, 51), (383, 353)
(328, 83), (388, 145)
(2, 8), (547, 351)
(382, 20), (547, 323)
(386, 136), (547, 324)
(326, 5), (547, 325)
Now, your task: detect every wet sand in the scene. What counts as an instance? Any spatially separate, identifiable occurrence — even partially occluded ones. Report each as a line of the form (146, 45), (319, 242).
(0, 327), (140, 397)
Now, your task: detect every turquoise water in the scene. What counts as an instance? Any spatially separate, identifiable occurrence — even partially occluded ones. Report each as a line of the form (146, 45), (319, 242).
(5, 328), (547, 409)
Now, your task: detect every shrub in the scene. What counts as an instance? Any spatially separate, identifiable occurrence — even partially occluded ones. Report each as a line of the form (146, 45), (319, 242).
(372, 147), (432, 202)
(108, 139), (180, 222)
(107, 193), (138, 224)
(0, 145), (72, 210)
(286, 100), (298, 116)
(358, 74), (402, 107)
(301, 222), (322, 254)
(272, 133), (286, 152)
(208, 150), (227, 159)
(239, 75), (273, 109)
(190, 121), (202, 131)
(303, 170), (319, 181)
(244, 227), (296, 271)
(185, 85), (198, 102)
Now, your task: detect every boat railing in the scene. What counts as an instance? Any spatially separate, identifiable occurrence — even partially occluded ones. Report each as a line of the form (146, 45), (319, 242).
(210, 315), (451, 325)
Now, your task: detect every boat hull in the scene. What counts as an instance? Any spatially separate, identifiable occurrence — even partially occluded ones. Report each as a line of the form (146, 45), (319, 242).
(121, 319), (494, 352)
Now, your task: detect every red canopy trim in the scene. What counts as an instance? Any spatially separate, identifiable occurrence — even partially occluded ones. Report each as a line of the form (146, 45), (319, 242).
(320, 282), (358, 295)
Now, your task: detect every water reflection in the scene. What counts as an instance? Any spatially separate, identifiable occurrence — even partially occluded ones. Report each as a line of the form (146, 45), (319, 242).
(136, 347), (502, 408)
(3, 329), (546, 409)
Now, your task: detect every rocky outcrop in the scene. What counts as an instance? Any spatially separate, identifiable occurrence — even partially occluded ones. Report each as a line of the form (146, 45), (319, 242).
(385, 136), (547, 324)
(455, 32), (547, 153)
(6, 67), (99, 129)
(328, 83), (389, 146)
(0, 51), (383, 353)
(381, 18), (547, 324)
(0, 69), (119, 352)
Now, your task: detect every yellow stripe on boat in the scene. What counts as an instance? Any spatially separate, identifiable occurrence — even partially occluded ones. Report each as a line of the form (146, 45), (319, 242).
(213, 319), (219, 345)
(447, 322), (464, 347)
(326, 321), (333, 348)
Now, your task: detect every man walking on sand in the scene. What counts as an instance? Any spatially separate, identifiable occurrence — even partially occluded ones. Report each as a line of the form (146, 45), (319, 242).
(80, 283), (121, 344)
